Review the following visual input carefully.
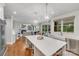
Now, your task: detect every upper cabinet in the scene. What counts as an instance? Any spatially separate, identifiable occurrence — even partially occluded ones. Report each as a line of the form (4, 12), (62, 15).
(0, 3), (5, 20)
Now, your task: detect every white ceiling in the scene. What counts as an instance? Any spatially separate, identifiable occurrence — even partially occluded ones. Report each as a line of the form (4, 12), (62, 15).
(4, 3), (79, 24)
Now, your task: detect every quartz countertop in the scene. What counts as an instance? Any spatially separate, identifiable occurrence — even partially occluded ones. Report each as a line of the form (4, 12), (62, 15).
(65, 35), (79, 40)
(25, 35), (66, 56)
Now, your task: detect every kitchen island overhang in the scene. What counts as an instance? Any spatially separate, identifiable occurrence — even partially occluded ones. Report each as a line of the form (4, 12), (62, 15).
(25, 35), (66, 56)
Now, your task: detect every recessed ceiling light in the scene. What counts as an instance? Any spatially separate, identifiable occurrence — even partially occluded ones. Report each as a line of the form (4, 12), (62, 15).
(13, 11), (16, 14)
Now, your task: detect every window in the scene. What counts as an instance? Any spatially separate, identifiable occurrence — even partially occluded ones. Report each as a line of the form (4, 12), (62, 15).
(63, 22), (74, 32)
(63, 17), (74, 32)
(54, 21), (61, 32)
(54, 16), (75, 32)
(42, 25), (50, 34)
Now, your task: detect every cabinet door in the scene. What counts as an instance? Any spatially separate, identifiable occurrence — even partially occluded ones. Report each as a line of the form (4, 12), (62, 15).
(0, 26), (2, 50)
(0, 25), (5, 51)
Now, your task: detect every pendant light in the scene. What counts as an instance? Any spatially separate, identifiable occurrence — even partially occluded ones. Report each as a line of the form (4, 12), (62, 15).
(45, 3), (49, 20)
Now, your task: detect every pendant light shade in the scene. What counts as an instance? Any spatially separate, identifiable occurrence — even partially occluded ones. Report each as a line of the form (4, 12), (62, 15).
(45, 15), (49, 19)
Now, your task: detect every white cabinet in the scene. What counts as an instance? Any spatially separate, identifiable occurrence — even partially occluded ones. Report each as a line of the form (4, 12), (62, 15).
(66, 37), (79, 55)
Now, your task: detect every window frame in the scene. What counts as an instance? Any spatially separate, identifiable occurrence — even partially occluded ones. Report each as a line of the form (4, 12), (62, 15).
(54, 16), (75, 33)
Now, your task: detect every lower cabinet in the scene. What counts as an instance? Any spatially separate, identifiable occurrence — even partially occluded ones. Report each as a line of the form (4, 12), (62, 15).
(53, 47), (64, 56)
(34, 47), (45, 56)
(66, 38), (79, 55)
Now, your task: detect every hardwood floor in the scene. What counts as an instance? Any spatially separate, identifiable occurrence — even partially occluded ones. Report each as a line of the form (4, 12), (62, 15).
(5, 36), (33, 56)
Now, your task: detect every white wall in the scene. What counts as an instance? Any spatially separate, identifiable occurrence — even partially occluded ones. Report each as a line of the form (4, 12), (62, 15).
(13, 21), (21, 36)
(0, 3), (5, 20)
(5, 18), (15, 44)
(50, 19), (54, 33)
(51, 11), (79, 37)
(74, 15), (79, 35)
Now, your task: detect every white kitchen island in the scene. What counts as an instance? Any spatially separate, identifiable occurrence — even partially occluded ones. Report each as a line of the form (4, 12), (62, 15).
(25, 35), (66, 56)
